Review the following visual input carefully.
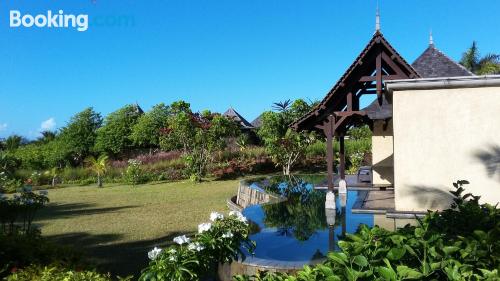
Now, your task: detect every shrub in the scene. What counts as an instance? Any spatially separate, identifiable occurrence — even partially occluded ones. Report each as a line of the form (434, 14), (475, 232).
(0, 189), (49, 235)
(235, 180), (500, 280)
(4, 264), (128, 281)
(0, 172), (22, 193)
(139, 211), (254, 281)
(0, 189), (87, 279)
(0, 233), (85, 279)
(124, 159), (147, 186)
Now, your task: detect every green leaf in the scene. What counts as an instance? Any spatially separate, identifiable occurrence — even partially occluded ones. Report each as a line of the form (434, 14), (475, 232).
(414, 228), (425, 238)
(352, 255), (368, 267)
(387, 247), (406, 260)
(396, 265), (423, 279)
(328, 252), (348, 266)
(442, 246), (460, 255)
(377, 267), (397, 281)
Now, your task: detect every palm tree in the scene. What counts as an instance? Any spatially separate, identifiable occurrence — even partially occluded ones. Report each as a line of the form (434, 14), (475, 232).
(85, 155), (108, 187)
(44, 167), (59, 187)
(459, 41), (500, 75)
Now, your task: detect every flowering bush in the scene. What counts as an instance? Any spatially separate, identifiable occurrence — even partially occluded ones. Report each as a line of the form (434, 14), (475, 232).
(28, 171), (43, 186)
(139, 211), (255, 281)
(124, 159), (147, 186)
(0, 171), (23, 193)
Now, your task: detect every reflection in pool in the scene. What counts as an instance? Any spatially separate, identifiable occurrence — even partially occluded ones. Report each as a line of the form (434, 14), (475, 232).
(241, 178), (373, 263)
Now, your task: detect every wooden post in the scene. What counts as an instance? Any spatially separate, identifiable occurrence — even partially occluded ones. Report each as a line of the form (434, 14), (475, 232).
(339, 135), (345, 180)
(328, 225), (335, 252)
(325, 115), (335, 192)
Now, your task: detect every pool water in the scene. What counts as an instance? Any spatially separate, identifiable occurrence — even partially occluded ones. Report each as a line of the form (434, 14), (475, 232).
(241, 178), (373, 263)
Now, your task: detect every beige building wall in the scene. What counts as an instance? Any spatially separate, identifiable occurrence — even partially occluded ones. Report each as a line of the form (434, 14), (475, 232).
(372, 120), (394, 186)
(392, 86), (500, 211)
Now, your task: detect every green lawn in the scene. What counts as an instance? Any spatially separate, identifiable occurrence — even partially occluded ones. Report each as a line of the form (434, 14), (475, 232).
(34, 179), (239, 277)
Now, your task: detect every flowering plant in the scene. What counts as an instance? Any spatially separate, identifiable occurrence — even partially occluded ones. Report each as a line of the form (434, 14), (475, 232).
(139, 211), (255, 281)
(124, 159), (146, 186)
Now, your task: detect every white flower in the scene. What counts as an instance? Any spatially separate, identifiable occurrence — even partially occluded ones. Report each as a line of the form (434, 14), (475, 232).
(147, 247), (162, 260)
(198, 222), (212, 233)
(169, 256), (176, 262)
(188, 242), (205, 252)
(173, 235), (190, 245)
(222, 231), (234, 239)
(168, 249), (177, 254)
(229, 211), (248, 224)
(210, 211), (224, 221)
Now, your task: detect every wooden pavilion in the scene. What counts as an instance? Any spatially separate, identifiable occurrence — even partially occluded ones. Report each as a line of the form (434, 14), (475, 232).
(291, 30), (420, 192)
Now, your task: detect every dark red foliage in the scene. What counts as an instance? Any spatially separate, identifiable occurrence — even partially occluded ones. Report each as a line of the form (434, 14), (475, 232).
(110, 151), (182, 168)
(210, 156), (276, 179)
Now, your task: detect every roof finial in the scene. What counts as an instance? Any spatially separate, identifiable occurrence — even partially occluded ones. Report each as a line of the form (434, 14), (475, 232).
(375, 1), (380, 32)
(429, 29), (434, 46)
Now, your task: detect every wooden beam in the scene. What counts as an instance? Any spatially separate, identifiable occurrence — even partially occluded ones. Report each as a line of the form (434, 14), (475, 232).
(381, 52), (407, 77)
(376, 52), (382, 99)
(334, 110), (367, 117)
(360, 75), (403, 82)
(346, 92), (353, 111)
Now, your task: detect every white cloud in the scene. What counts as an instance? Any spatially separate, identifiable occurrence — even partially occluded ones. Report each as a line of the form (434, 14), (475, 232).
(0, 123), (7, 132)
(40, 118), (56, 131)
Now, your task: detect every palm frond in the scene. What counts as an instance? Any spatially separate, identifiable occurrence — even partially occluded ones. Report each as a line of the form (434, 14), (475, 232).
(272, 100), (292, 112)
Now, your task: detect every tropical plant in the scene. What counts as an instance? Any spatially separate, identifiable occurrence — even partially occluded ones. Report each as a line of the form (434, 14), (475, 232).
(236, 134), (250, 151)
(4, 135), (25, 151)
(84, 155), (108, 187)
(43, 168), (59, 187)
(258, 99), (316, 175)
(36, 131), (56, 144)
(459, 41), (500, 75)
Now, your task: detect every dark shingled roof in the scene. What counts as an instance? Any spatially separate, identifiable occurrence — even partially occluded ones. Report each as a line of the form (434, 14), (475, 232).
(362, 95), (392, 120)
(250, 114), (263, 128)
(412, 44), (474, 78)
(223, 108), (254, 129)
(134, 103), (144, 114)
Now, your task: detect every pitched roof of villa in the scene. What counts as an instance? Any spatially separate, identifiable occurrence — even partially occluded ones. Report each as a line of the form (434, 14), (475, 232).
(133, 103), (144, 114)
(223, 108), (254, 129)
(250, 114), (263, 128)
(412, 44), (474, 78)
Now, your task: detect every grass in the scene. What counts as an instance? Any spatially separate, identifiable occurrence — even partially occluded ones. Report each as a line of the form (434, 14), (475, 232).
(33, 179), (240, 277)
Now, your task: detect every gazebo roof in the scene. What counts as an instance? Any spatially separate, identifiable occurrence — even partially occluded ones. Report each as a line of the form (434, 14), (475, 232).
(292, 31), (419, 132)
(412, 43), (474, 78)
(223, 108), (254, 129)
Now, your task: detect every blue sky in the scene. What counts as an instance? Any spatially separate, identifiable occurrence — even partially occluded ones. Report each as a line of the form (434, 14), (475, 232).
(1, 0), (499, 139)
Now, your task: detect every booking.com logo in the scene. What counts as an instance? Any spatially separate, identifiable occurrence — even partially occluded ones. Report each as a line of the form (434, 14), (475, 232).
(9, 10), (135, 32)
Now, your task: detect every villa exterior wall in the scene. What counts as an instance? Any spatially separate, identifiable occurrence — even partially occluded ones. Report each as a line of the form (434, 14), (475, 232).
(372, 120), (394, 187)
(392, 86), (500, 211)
